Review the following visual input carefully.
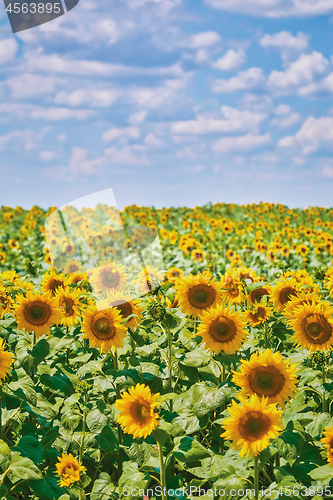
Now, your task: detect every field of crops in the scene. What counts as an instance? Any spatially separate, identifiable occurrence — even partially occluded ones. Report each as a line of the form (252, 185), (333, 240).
(1, 201), (333, 500)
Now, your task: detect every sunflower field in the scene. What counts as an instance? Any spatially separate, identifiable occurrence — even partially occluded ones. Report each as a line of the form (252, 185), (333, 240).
(2, 202), (333, 500)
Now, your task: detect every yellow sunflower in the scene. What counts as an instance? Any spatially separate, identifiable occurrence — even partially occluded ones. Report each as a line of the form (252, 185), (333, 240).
(55, 287), (82, 327)
(175, 272), (222, 318)
(89, 262), (127, 295)
(221, 394), (283, 458)
(0, 339), (14, 383)
(321, 427), (333, 466)
(0, 287), (11, 319)
(81, 303), (127, 352)
(41, 270), (68, 297)
(283, 290), (321, 320)
(232, 349), (298, 406)
(166, 267), (184, 284)
(247, 285), (271, 307)
(221, 271), (246, 305)
(245, 303), (272, 327)
(14, 291), (62, 337)
(196, 304), (248, 354)
(288, 301), (333, 352)
(115, 383), (160, 439)
(63, 259), (83, 274)
(106, 291), (142, 330)
(67, 272), (89, 288)
(134, 266), (164, 294)
(191, 248), (205, 262)
(270, 277), (300, 312)
(55, 453), (86, 487)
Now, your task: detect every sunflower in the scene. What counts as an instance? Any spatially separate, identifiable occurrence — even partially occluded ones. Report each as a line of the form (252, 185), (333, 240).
(55, 453), (86, 487)
(196, 304), (248, 354)
(134, 266), (164, 294)
(288, 301), (333, 352)
(8, 239), (19, 250)
(175, 272), (222, 318)
(115, 383), (160, 439)
(41, 270), (68, 297)
(0, 339), (14, 383)
(283, 290), (321, 320)
(221, 394), (283, 458)
(89, 262), (127, 295)
(245, 303), (272, 327)
(14, 291), (62, 337)
(191, 248), (205, 262)
(81, 303), (127, 352)
(247, 285), (271, 306)
(270, 277), (300, 312)
(56, 287), (82, 327)
(106, 291), (142, 330)
(232, 349), (298, 406)
(166, 267), (184, 284)
(321, 427), (333, 466)
(68, 272), (88, 287)
(0, 287), (11, 319)
(220, 270), (246, 305)
(64, 259), (83, 274)
(0, 252), (6, 264)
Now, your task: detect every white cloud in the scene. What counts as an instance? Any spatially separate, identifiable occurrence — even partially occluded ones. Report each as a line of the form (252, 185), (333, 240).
(268, 51), (329, 90)
(144, 134), (164, 146)
(5, 74), (58, 99)
(69, 147), (105, 174)
(322, 166), (333, 178)
(131, 78), (188, 108)
(260, 31), (309, 51)
(40, 151), (56, 161)
(278, 116), (333, 154)
(273, 112), (300, 128)
(211, 49), (246, 71)
(171, 105), (266, 134)
(30, 108), (93, 121)
(104, 145), (149, 164)
(102, 127), (140, 142)
(94, 19), (119, 45)
(128, 111), (147, 124)
(299, 72), (333, 95)
(213, 133), (271, 152)
(0, 39), (18, 64)
(274, 104), (291, 115)
(212, 67), (265, 93)
(190, 32), (221, 48)
(204, 0), (333, 18)
(54, 88), (121, 107)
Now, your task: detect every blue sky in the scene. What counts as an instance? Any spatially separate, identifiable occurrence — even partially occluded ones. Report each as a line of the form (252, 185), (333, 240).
(2, 0), (333, 209)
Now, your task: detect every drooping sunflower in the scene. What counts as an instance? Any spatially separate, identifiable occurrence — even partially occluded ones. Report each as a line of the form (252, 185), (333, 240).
(245, 303), (272, 327)
(288, 301), (333, 352)
(0, 339), (14, 383)
(175, 272), (222, 318)
(55, 453), (86, 487)
(232, 349), (298, 406)
(283, 290), (320, 320)
(14, 291), (62, 337)
(41, 270), (68, 297)
(89, 262), (127, 295)
(115, 383), (160, 439)
(196, 304), (248, 354)
(56, 287), (82, 327)
(106, 291), (142, 330)
(220, 272), (246, 305)
(221, 394), (283, 458)
(270, 277), (300, 312)
(321, 427), (333, 466)
(81, 303), (127, 352)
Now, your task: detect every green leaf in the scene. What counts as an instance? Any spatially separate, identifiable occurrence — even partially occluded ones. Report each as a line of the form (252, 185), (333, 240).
(119, 462), (150, 500)
(41, 426), (60, 449)
(305, 413), (333, 437)
(309, 464), (333, 481)
(13, 435), (43, 465)
(29, 477), (64, 500)
(91, 472), (117, 500)
(7, 370), (37, 406)
(29, 339), (50, 365)
(173, 437), (212, 463)
(95, 426), (118, 454)
(180, 348), (211, 368)
(86, 409), (108, 433)
(7, 452), (41, 482)
(40, 373), (74, 397)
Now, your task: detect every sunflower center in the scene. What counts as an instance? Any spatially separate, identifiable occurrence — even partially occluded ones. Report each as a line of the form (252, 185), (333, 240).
(250, 288), (269, 304)
(92, 316), (116, 340)
(24, 301), (52, 326)
(115, 302), (132, 319)
(302, 314), (332, 344)
(279, 286), (297, 306)
(48, 279), (64, 295)
(61, 298), (75, 317)
(209, 316), (236, 343)
(131, 398), (152, 425)
(248, 366), (285, 397)
(188, 284), (216, 309)
(171, 271), (180, 278)
(102, 271), (120, 289)
(239, 412), (270, 442)
(227, 280), (239, 297)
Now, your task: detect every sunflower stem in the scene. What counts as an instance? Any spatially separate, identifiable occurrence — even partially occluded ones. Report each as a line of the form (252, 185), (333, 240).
(264, 323), (268, 349)
(0, 390), (3, 440)
(322, 364), (326, 413)
(167, 326), (173, 411)
(158, 441), (167, 500)
(79, 394), (87, 463)
(254, 455), (259, 500)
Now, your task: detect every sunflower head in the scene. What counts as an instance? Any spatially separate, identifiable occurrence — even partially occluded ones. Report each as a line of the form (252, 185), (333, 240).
(14, 291), (62, 338)
(175, 273), (222, 318)
(82, 304), (127, 352)
(246, 303), (272, 327)
(41, 270), (68, 297)
(270, 277), (300, 312)
(288, 301), (333, 352)
(55, 453), (86, 487)
(321, 427), (333, 466)
(115, 383), (160, 439)
(106, 291), (142, 330)
(221, 394), (283, 458)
